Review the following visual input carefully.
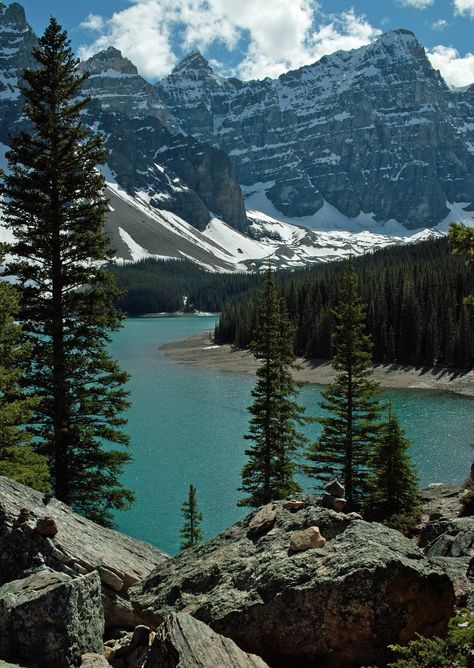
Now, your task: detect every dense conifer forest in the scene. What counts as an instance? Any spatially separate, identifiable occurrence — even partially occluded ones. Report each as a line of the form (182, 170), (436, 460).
(215, 238), (474, 368)
(111, 238), (474, 367)
(110, 259), (262, 314)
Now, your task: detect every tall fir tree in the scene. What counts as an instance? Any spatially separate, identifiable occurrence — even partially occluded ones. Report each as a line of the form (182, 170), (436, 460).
(364, 408), (421, 532)
(305, 260), (382, 508)
(1, 19), (133, 526)
(239, 269), (306, 507)
(180, 484), (203, 550)
(0, 275), (50, 491)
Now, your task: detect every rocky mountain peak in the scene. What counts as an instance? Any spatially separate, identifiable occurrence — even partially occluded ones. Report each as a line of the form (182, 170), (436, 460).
(0, 1), (36, 106)
(0, 1), (28, 27)
(171, 49), (218, 80)
(82, 46), (139, 77)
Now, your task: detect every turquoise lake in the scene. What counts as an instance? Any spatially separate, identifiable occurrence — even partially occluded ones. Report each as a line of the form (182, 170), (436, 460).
(108, 316), (474, 555)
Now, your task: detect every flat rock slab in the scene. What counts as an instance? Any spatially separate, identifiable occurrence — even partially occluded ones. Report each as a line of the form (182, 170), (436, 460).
(0, 569), (103, 668)
(0, 476), (168, 586)
(131, 496), (455, 668)
(144, 613), (269, 667)
(0, 476), (168, 628)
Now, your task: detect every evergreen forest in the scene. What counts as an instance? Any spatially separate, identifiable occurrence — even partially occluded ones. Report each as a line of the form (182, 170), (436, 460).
(214, 237), (474, 368)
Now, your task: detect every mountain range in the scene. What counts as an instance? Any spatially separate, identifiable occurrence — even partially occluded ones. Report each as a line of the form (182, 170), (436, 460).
(0, 1), (471, 271)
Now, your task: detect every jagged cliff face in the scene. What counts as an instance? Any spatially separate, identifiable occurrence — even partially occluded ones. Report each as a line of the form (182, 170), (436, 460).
(0, 1), (36, 143)
(158, 31), (474, 229)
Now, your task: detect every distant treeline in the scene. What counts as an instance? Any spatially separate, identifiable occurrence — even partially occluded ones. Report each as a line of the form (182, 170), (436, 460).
(215, 238), (474, 368)
(110, 258), (263, 315)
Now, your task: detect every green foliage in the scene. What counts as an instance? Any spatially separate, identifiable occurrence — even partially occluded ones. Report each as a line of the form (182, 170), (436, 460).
(0, 277), (49, 492)
(1, 19), (133, 525)
(305, 261), (382, 508)
(365, 408), (421, 532)
(449, 223), (474, 306)
(180, 484), (203, 550)
(388, 611), (474, 667)
(239, 270), (307, 507)
(216, 238), (474, 368)
(110, 258), (262, 315)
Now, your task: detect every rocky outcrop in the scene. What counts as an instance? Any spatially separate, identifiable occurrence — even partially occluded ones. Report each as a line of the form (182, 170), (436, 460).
(0, 476), (168, 629)
(0, 569), (103, 668)
(79, 49), (249, 235)
(80, 47), (170, 127)
(158, 32), (474, 230)
(130, 496), (455, 668)
(144, 613), (269, 668)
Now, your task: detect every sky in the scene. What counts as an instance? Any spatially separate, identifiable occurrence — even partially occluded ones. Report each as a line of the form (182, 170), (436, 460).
(14, 0), (474, 87)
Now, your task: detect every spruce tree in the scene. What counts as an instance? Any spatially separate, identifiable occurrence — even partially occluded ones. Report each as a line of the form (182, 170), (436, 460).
(1, 19), (133, 526)
(180, 484), (203, 550)
(305, 260), (382, 508)
(239, 269), (306, 507)
(364, 408), (421, 531)
(0, 276), (50, 491)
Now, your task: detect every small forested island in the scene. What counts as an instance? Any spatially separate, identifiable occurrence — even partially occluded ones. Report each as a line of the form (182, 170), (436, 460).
(0, 5), (473, 668)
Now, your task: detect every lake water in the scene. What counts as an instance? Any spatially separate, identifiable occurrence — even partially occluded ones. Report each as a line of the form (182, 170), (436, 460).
(108, 316), (474, 555)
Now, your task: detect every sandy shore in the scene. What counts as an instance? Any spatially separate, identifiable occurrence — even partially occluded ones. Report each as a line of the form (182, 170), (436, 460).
(162, 332), (474, 398)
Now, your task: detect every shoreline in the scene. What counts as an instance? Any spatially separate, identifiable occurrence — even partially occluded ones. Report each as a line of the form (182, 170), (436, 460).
(162, 332), (474, 398)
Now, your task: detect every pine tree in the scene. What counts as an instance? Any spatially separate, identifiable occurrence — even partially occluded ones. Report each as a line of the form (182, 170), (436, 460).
(1, 19), (133, 526)
(0, 276), (50, 491)
(239, 269), (306, 507)
(364, 408), (421, 532)
(305, 260), (382, 508)
(449, 223), (474, 304)
(180, 484), (203, 550)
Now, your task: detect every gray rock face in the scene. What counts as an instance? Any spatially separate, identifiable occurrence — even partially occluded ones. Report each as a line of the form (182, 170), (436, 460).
(0, 2), (37, 144)
(144, 613), (269, 668)
(0, 569), (103, 668)
(80, 47), (170, 126)
(158, 31), (474, 229)
(79, 49), (249, 234)
(0, 476), (168, 629)
(130, 497), (455, 668)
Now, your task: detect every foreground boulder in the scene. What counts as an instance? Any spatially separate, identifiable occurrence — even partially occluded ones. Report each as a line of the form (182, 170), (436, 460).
(0, 569), (103, 668)
(144, 613), (269, 667)
(0, 476), (168, 628)
(130, 497), (455, 668)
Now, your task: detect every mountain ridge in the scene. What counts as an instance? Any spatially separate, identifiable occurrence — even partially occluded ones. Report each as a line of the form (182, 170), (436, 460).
(0, 4), (473, 271)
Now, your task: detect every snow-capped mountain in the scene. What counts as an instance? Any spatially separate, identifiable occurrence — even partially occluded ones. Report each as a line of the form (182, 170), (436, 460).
(0, 3), (473, 272)
(158, 31), (474, 231)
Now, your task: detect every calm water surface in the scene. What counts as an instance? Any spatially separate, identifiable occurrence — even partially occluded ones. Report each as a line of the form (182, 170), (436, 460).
(109, 317), (474, 555)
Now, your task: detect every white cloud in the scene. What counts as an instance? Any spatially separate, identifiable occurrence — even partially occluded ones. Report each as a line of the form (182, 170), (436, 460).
(78, 0), (381, 80)
(431, 19), (448, 30)
(453, 0), (474, 17)
(428, 45), (474, 87)
(397, 0), (434, 8)
(79, 14), (105, 32)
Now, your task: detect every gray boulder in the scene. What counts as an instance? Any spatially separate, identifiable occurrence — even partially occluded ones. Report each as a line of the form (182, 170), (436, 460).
(0, 476), (168, 629)
(144, 613), (269, 668)
(0, 570), (103, 668)
(130, 497), (455, 668)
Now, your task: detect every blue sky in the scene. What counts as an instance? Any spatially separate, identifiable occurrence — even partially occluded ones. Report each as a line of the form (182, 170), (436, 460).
(15, 0), (474, 86)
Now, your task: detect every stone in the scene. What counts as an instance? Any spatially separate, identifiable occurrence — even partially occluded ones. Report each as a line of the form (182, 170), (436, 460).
(80, 654), (110, 668)
(0, 476), (168, 630)
(321, 493), (347, 512)
(332, 498), (347, 512)
(345, 512), (363, 521)
(99, 566), (124, 593)
(247, 503), (278, 537)
(282, 501), (306, 511)
(290, 526), (326, 552)
(130, 496), (455, 668)
(144, 613), (269, 668)
(0, 569), (104, 668)
(324, 480), (345, 498)
(36, 516), (58, 537)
